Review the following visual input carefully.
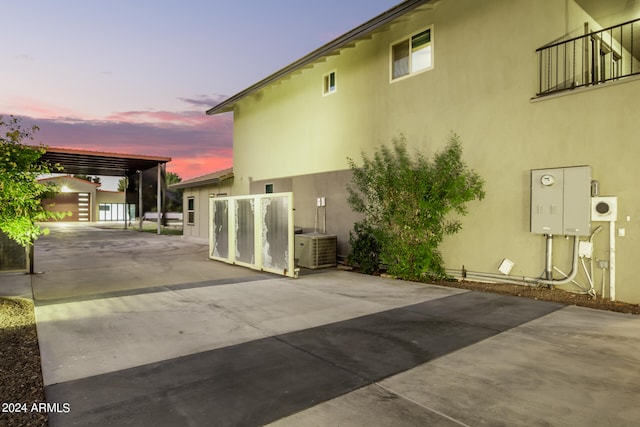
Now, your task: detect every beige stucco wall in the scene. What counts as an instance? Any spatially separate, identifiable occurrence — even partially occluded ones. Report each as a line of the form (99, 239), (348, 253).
(95, 191), (125, 222)
(226, 0), (640, 303)
(41, 177), (127, 221)
(182, 180), (234, 242)
(251, 170), (363, 258)
(40, 176), (99, 221)
(96, 191), (125, 204)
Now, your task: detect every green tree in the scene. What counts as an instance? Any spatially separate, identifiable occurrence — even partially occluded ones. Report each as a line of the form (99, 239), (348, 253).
(0, 116), (67, 272)
(117, 177), (128, 192)
(73, 174), (100, 184)
(347, 134), (485, 281)
(165, 172), (183, 212)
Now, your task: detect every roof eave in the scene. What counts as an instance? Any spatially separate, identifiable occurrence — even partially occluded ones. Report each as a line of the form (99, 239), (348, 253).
(206, 0), (433, 116)
(169, 170), (234, 189)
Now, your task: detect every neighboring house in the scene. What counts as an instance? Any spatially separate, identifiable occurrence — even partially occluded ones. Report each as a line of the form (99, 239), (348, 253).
(203, 0), (640, 303)
(169, 168), (234, 242)
(39, 176), (126, 222)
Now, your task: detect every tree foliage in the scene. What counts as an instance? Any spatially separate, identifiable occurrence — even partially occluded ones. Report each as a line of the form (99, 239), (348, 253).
(0, 115), (66, 247)
(117, 177), (128, 192)
(74, 174), (101, 184)
(119, 171), (183, 212)
(165, 172), (183, 212)
(347, 134), (485, 280)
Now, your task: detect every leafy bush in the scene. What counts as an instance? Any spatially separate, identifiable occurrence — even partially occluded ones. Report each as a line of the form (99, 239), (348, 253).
(0, 115), (65, 247)
(347, 134), (484, 281)
(347, 222), (382, 275)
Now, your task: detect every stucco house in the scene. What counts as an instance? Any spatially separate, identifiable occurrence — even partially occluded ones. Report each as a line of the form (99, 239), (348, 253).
(39, 175), (126, 222)
(197, 0), (640, 303)
(171, 168), (234, 242)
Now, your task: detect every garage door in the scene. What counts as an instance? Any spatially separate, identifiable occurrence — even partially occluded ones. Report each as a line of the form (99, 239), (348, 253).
(44, 192), (91, 222)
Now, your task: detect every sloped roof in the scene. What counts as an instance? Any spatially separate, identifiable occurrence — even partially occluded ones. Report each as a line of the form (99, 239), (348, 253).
(39, 147), (171, 177)
(168, 168), (234, 189)
(38, 175), (101, 187)
(206, 0), (433, 115)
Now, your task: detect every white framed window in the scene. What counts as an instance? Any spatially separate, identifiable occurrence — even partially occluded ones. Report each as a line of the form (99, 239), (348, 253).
(323, 70), (337, 95)
(391, 27), (433, 81)
(187, 197), (195, 225)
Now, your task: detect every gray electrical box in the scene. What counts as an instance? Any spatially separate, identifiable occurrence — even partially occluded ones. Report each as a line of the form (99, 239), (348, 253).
(530, 166), (591, 236)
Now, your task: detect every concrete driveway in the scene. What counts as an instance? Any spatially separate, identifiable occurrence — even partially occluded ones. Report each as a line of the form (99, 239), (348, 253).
(13, 224), (640, 426)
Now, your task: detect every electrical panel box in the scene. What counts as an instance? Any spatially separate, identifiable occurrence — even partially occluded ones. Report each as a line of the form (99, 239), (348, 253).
(530, 166), (591, 236)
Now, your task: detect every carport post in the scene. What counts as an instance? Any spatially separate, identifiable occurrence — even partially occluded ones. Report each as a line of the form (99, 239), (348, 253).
(157, 164), (162, 235)
(123, 173), (128, 230)
(138, 170), (143, 231)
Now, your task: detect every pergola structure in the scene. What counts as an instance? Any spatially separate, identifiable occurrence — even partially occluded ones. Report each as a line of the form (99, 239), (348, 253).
(40, 147), (171, 176)
(40, 147), (172, 234)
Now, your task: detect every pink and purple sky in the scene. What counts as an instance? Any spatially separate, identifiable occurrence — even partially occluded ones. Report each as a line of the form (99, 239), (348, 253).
(2, 0), (399, 186)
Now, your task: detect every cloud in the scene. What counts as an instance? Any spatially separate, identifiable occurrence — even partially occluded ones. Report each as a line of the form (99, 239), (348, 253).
(169, 154), (233, 180)
(5, 98), (84, 121)
(11, 54), (37, 61)
(15, 109), (234, 180)
(179, 94), (228, 108)
(105, 109), (211, 127)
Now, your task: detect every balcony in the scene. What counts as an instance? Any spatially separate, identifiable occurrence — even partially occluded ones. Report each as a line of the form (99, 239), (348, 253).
(536, 18), (640, 96)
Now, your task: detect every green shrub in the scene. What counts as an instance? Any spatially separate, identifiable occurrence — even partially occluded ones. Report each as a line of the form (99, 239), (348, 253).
(347, 222), (382, 275)
(347, 134), (484, 281)
(0, 116), (66, 247)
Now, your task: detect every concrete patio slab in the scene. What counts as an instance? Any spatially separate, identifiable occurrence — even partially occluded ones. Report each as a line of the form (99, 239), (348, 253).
(270, 306), (640, 427)
(376, 306), (640, 426)
(31, 224), (266, 302)
(268, 384), (464, 427)
(0, 272), (32, 298)
(37, 284), (270, 385)
(10, 224), (639, 426)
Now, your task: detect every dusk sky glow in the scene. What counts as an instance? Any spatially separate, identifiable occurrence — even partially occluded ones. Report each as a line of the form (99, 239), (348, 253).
(2, 0), (400, 184)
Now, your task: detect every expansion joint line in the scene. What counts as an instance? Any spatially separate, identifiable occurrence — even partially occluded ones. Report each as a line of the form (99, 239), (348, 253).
(374, 382), (471, 427)
(271, 335), (370, 382)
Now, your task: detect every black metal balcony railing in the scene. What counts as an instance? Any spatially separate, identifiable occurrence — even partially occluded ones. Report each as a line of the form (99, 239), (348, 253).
(536, 18), (640, 96)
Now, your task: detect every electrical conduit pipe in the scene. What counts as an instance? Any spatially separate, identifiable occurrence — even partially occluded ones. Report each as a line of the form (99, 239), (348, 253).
(450, 236), (581, 287)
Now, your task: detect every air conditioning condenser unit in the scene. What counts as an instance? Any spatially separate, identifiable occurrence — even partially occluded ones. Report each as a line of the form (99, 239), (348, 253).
(295, 233), (337, 269)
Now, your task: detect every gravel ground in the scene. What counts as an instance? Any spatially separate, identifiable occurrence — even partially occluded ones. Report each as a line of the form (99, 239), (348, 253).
(0, 298), (48, 427)
(0, 278), (637, 427)
(435, 279), (640, 314)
